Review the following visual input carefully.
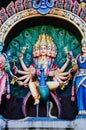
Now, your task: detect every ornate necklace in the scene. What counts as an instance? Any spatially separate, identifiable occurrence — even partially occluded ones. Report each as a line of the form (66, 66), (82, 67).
(38, 57), (48, 68)
(79, 55), (86, 63)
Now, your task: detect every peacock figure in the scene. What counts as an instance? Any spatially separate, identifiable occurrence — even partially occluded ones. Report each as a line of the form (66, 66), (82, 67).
(6, 25), (81, 118)
(38, 65), (50, 101)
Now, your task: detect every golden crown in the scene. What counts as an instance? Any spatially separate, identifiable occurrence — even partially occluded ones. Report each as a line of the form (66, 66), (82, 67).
(33, 35), (42, 49)
(33, 34), (57, 50)
(33, 42), (39, 49)
(39, 34), (47, 47)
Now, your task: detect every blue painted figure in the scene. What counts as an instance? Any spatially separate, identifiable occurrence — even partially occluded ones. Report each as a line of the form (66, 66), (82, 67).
(38, 65), (50, 101)
(72, 37), (86, 115)
(33, 0), (55, 14)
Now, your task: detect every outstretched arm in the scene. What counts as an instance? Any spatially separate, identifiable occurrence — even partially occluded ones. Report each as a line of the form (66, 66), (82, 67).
(13, 66), (29, 75)
(71, 58), (78, 72)
(17, 70), (29, 75)
(60, 57), (70, 72)
(23, 75), (31, 84)
(53, 76), (63, 83)
(17, 75), (29, 81)
(49, 68), (70, 77)
(58, 71), (69, 76)
(18, 54), (28, 71)
(71, 54), (80, 73)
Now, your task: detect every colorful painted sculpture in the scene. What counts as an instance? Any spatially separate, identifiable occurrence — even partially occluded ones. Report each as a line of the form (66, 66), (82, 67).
(80, 6), (86, 22)
(15, 0), (24, 12)
(13, 55), (40, 105)
(55, 0), (64, 9)
(33, 0), (55, 14)
(0, 7), (8, 24)
(72, 1), (81, 15)
(71, 37), (86, 115)
(64, 0), (73, 11)
(0, 43), (12, 104)
(14, 34), (71, 108)
(6, 1), (16, 17)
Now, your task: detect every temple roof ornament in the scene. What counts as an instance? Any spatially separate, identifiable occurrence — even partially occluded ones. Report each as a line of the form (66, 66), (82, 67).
(33, 0), (55, 14)
(0, 0), (85, 43)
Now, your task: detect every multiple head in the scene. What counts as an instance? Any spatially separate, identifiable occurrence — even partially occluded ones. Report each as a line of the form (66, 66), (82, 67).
(33, 34), (57, 58)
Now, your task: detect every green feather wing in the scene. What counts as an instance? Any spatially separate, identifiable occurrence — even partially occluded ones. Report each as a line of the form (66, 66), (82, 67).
(6, 25), (81, 98)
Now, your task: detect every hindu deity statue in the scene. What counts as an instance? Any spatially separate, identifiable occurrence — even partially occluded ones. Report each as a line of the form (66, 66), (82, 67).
(71, 37), (86, 115)
(0, 42), (12, 104)
(14, 34), (71, 107)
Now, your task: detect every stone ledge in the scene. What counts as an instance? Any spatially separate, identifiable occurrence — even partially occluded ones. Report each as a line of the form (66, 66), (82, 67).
(0, 116), (86, 130)
(7, 118), (74, 129)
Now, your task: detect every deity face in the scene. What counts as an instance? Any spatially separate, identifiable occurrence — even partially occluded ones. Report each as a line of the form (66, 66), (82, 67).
(40, 45), (47, 56)
(33, 47), (40, 58)
(47, 45), (52, 57)
(33, 48), (36, 57)
(51, 47), (57, 58)
(35, 47), (40, 57)
(82, 44), (86, 54)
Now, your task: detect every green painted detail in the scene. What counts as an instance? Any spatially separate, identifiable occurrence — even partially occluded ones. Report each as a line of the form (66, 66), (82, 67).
(6, 25), (81, 98)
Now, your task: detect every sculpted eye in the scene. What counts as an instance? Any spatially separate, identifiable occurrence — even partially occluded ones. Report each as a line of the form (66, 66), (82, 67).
(12, 41), (18, 47)
(24, 31), (30, 37)
(7, 57), (12, 62)
(26, 44), (30, 48)
(60, 31), (64, 35)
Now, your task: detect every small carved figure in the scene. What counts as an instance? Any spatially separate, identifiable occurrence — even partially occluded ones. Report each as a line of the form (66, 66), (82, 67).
(71, 37), (86, 115)
(0, 43), (12, 104)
